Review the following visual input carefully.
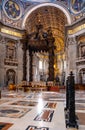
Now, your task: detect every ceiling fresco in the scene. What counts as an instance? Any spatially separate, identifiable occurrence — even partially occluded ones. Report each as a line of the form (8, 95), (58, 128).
(1, 0), (84, 15)
(0, 0), (2, 8)
(69, 0), (85, 15)
(2, 0), (24, 20)
(21, 0), (85, 15)
(4, 0), (21, 19)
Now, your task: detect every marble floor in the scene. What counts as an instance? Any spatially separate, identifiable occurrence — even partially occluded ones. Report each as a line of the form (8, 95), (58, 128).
(0, 89), (85, 130)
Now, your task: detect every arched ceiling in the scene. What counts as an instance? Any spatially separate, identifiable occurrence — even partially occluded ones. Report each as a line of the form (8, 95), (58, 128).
(25, 6), (67, 53)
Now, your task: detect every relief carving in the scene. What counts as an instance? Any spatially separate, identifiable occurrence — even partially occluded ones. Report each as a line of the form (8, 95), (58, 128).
(4, 40), (18, 66)
(67, 37), (76, 45)
(6, 41), (16, 59)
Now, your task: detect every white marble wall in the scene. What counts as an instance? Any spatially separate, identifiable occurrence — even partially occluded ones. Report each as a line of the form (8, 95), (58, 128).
(0, 37), (6, 87)
(17, 41), (23, 84)
(66, 36), (77, 83)
(0, 37), (24, 87)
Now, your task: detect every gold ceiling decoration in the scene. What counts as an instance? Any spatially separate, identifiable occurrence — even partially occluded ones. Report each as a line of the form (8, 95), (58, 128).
(25, 6), (67, 53)
(0, 27), (25, 38)
(68, 24), (85, 35)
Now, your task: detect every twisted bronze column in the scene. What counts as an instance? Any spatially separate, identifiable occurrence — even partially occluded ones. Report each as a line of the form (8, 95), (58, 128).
(47, 28), (55, 81)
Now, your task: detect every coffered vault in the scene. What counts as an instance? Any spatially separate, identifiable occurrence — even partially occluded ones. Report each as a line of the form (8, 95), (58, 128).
(23, 3), (71, 53)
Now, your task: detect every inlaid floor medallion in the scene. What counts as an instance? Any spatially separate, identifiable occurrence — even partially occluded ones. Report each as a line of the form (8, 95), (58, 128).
(34, 110), (54, 122)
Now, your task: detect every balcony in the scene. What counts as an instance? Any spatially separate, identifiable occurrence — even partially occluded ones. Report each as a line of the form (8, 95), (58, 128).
(4, 58), (18, 66)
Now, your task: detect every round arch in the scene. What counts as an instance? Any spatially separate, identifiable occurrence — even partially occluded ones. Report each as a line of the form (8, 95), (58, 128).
(22, 2), (72, 29)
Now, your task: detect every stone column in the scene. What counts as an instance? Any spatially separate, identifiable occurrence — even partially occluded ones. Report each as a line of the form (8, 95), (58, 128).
(66, 36), (77, 83)
(22, 39), (28, 81)
(48, 42), (55, 81)
(29, 50), (33, 82)
(0, 36), (6, 87)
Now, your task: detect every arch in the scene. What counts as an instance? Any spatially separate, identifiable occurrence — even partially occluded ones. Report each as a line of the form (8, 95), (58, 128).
(22, 2), (72, 29)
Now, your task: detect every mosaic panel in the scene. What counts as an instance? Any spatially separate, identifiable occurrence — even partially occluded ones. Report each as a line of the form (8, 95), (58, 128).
(76, 92), (85, 98)
(76, 104), (85, 110)
(0, 99), (10, 105)
(44, 103), (57, 109)
(76, 95), (85, 99)
(0, 106), (31, 118)
(10, 101), (38, 106)
(69, 0), (85, 14)
(34, 110), (54, 122)
(49, 99), (65, 102)
(77, 112), (85, 125)
(26, 126), (49, 130)
(76, 100), (85, 103)
(2, 93), (25, 98)
(32, 92), (65, 101)
(3, 0), (23, 20)
(0, 122), (13, 130)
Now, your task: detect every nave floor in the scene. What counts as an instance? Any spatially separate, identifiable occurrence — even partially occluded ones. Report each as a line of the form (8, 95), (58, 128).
(0, 89), (85, 130)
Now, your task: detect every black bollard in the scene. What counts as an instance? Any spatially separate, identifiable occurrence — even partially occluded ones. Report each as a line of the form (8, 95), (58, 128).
(0, 90), (1, 99)
(68, 71), (78, 128)
(65, 77), (69, 110)
(65, 76), (70, 127)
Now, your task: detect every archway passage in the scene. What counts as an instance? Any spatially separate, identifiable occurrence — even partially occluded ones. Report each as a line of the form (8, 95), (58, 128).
(23, 5), (69, 83)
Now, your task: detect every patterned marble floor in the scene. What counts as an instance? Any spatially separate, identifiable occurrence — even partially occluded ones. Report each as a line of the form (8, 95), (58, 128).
(0, 89), (85, 130)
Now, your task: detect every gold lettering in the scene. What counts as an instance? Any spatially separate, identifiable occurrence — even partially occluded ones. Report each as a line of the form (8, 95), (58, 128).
(68, 24), (85, 35)
(1, 28), (24, 38)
